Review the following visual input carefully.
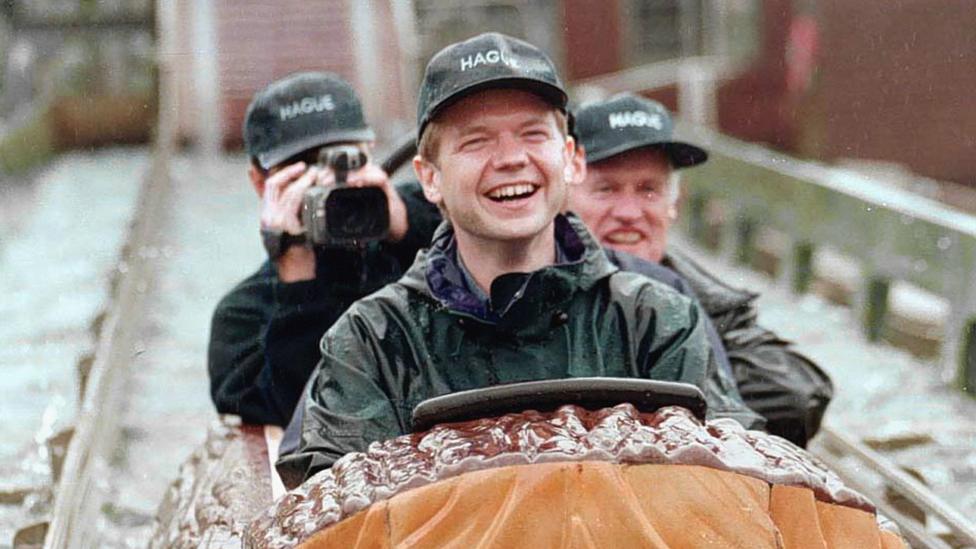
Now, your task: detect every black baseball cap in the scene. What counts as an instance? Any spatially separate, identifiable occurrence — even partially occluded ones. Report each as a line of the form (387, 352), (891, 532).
(416, 32), (568, 142)
(243, 71), (375, 170)
(574, 94), (707, 168)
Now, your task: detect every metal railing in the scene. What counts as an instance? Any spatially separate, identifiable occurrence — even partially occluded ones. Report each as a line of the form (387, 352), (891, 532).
(675, 123), (976, 392)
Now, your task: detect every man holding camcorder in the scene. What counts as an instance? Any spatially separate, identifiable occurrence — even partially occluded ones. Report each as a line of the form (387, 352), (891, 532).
(207, 72), (440, 427)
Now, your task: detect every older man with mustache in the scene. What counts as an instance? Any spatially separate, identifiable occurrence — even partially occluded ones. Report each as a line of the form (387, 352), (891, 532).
(567, 94), (833, 447)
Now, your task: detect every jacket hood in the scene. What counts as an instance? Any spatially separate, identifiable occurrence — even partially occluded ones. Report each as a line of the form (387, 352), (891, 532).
(399, 213), (618, 324)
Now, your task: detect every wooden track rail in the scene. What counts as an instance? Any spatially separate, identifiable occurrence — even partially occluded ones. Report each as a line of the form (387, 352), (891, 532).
(43, 152), (171, 548)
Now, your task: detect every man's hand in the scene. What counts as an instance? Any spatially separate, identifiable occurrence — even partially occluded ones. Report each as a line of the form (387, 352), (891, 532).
(260, 162), (317, 282)
(261, 162), (317, 235)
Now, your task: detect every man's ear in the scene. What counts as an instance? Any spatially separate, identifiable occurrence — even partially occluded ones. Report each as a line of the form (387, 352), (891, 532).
(413, 155), (443, 206)
(248, 165), (266, 198)
(570, 144), (587, 185)
(562, 136), (578, 180)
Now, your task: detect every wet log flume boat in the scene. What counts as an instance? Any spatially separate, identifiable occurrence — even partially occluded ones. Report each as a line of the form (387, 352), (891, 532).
(239, 380), (906, 549)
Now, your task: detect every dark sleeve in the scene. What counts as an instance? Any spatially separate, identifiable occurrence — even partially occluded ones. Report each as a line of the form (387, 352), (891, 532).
(644, 296), (760, 428)
(715, 302), (834, 446)
(207, 262), (367, 427)
(608, 250), (736, 375)
(277, 379), (310, 464)
(258, 277), (360, 425)
(275, 308), (405, 483)
(207, 270), (278, 424)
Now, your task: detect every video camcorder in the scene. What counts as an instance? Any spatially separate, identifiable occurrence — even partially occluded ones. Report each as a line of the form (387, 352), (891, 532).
(301, 145), (390, 247)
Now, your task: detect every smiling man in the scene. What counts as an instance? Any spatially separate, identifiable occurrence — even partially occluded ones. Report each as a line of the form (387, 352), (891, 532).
(567, 94), (833, 446)
(277, 33), (754, 483)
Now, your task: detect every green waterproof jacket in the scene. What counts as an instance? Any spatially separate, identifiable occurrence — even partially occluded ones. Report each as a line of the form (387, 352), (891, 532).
(277, 214), (745, 483)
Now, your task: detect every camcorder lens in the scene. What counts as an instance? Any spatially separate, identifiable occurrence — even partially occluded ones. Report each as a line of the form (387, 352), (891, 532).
(325, 188), (388, 239)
